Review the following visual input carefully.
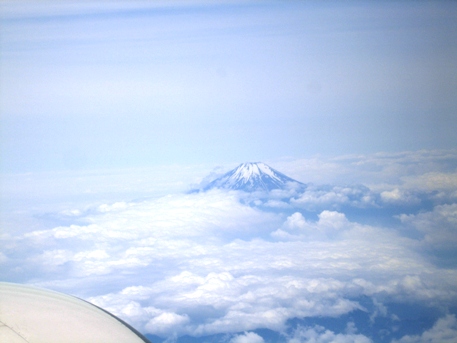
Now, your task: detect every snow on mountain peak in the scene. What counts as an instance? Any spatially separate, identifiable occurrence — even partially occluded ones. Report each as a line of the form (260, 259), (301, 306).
(233, 162), (272, 179)
(201, 162), (305, 192)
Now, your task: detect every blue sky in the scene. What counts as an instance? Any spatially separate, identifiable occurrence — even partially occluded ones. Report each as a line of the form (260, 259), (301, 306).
(1, 2), (457, 343)
(1, 0), (456, 172)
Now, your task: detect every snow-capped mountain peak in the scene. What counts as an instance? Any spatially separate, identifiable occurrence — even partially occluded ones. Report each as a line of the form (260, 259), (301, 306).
(231, 162), (279, 181)
(202, 162), (305, 192)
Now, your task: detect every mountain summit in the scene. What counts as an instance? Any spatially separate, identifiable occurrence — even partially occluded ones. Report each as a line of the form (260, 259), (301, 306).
(203, 162), (305, 192)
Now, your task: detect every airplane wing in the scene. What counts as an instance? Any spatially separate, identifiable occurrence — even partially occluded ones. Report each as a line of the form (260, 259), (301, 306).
(0, 282), (151, 343)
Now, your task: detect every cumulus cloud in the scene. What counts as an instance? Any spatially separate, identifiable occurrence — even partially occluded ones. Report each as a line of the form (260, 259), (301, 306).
(402, 172), (457, 197)
(4, 188), (457, 338)
(393, 314), (457, 343)
(68, 203), (455, 338)
(145, 312), (190, 337)
(2, 150), (457, 341)
(276, 150), (457, 210)
(230, 332), (265, 343)
(275, 150), (457, 186)
(290, 185), (378, 211)
(399, 204), (457, 253)
(283, 212), (308, 230)
(88, 268), (366, 336)
(271, 211), (350, 240)
(380, 188), (420, 205)
(287, 324), (372, 343)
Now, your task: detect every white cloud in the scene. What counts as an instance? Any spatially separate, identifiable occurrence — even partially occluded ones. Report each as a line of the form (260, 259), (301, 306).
(83, 225), (453, 337)
(35, 249), (73, 268)
(273, 151), (457, 211)
(284, 212), (308, 230)
(290, 185), (378, 211)
(291, 188), (350, 210)
(402, 172), (457, 195)
(399, 204), (457, 250)
(369, 298), (388, 324)
(318, 211), (349, 230)
(3, 150), (457, 340)
(97, 202), (130, 213)
(23, 190), (278, 244)
(274, 150), (457, 185)
(272, 210), (351, 240)
(287, 324), (372, 343)
(393, 314), (457, 343)
(275, 150), (457, 202)
(230, 332), (265, 343)
(380, 188), (419, 205)
(263, 199), (292, 209)
(145, 312), (190, 337)
(6, 191), (457, 338)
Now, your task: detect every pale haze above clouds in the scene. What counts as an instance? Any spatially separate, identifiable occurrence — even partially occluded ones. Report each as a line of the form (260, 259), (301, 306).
(1, 1), (457, 343)
(1, 0), (456, 172)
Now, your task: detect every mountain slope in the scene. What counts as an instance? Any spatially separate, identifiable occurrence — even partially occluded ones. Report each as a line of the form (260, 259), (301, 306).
(203, 162), (305, 192)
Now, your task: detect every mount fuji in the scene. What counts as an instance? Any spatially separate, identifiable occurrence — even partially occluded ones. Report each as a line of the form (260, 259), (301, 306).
(202, 162), (305, 192)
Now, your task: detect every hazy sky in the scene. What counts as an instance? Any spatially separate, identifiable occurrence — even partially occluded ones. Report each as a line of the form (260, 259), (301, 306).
(1, 0), (456, 172)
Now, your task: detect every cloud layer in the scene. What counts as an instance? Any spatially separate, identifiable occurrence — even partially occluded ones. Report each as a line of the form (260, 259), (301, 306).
(1, 150), (457, 342)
